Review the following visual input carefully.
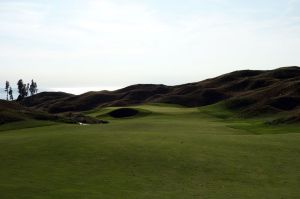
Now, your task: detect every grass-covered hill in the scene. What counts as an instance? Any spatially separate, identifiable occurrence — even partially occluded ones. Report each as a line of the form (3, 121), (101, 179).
(0, 99), (106, 126)
(21, 66), (300, 121)
(0, 99), (61, 124)
(21, 91), (74, 108)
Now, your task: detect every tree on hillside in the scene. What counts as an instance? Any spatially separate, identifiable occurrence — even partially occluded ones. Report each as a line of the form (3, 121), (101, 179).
(9, 87), (13, 101)
(17, 79), (27, 101)
(29, 80), (38, 96)
(4, 81), (10, 101)
(16, 79), (38, 100)
(26, 83), (30, 96)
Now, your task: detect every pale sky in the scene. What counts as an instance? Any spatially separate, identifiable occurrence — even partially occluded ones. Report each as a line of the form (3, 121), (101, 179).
(1, 0), (300, 90)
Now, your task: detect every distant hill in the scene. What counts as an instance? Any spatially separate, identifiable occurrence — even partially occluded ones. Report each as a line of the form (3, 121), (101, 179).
(0, 96), (106, 125)
(0, 99), (63, 124)
(20, 66), (300, 120)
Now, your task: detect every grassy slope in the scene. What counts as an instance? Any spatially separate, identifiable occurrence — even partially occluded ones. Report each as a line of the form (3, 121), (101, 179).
(0, 104), (299, 199)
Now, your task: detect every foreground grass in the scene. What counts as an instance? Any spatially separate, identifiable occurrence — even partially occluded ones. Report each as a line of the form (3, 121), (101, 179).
(0, 104), (299, 199)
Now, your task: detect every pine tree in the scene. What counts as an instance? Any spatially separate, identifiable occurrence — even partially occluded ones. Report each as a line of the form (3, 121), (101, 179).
(8, 87), (13, 101)
(29, 80), (38, 96)
(26, 83), (29, 96)
(34, 81), (38, 94)
(17, 79), (27, 101)
(5, 81), (10, 101)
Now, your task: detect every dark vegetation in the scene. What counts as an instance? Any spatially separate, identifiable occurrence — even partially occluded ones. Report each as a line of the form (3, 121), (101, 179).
(21, 92), (74, 110)
(266, 113), (300, 125)
(16, 79), (38, 100)
(0, 99), (60, 124)
(63, 112), (109, 124)
(4, 81), (13, 101)
(0, 99), (105, 125)
(4, 79), (38, 101)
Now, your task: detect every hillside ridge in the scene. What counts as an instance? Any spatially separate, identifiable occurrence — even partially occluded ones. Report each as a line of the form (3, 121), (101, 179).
(20, 66), (300, 119)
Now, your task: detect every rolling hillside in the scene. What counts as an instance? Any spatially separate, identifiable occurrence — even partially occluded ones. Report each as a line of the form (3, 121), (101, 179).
(20, 67), (300, 121)
(0, 99), (61, 124)
(0, 99), (105, 126)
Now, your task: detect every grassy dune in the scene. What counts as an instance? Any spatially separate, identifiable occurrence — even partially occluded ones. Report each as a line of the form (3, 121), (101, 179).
(0, 104), (299, 198)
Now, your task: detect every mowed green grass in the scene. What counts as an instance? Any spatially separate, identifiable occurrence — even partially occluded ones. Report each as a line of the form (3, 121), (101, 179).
(0, 104), (299, 199)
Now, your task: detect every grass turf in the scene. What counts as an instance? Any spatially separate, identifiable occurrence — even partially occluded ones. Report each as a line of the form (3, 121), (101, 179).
(0, 104), (299, 199)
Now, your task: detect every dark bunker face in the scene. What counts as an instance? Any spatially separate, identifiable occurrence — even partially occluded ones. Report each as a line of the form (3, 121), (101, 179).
(108, 108), (139, 118)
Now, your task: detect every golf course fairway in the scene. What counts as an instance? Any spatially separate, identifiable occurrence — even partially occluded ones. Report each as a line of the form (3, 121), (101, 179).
(0, 104), (299, 199)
